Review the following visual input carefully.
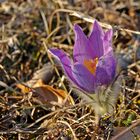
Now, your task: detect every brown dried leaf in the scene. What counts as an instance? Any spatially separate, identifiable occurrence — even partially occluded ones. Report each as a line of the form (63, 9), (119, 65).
(17, 79), (74, 106)
(16, 83), (31, 94)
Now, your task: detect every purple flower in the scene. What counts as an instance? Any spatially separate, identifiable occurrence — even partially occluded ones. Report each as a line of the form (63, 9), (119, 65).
(49, 20), (116, 93)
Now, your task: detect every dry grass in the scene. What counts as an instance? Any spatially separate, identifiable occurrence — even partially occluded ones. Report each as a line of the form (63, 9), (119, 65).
(0, 0), (140, 139)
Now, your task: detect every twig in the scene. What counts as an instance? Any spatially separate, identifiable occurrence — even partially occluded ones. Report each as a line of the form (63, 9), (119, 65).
(70, 11), (140, 35)
(57, 120), (78, 140)
(43, 8), (140, 35)
(111, 119), (140, 140)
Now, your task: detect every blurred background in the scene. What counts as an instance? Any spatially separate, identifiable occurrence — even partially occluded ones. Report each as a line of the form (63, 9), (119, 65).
(0, 0), (140, 139)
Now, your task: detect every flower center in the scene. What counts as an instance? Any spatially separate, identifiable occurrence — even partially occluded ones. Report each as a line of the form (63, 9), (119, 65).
(83, 58), (98, 75)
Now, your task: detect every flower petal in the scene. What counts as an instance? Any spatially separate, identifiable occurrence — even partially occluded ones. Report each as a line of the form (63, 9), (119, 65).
(49, 49), (78, 85)
(73, 24), (93, 63)
(103, 29), (113, 54)
(104, 29), (113, 41)
(72, 63), (96, 92)
(95, 67), (111, 85)
(96, 51), (116, 85)
(89, 20), (104, 58)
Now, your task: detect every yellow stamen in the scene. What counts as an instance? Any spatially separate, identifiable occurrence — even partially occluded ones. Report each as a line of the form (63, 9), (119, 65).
(84, 58), (98, 75)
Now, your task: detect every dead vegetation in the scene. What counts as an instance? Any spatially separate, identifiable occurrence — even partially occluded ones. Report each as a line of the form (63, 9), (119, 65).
(0, 0), (140, 139)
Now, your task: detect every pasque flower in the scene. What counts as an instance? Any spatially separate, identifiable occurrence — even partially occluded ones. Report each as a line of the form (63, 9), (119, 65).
(49, 20), (116, 93)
